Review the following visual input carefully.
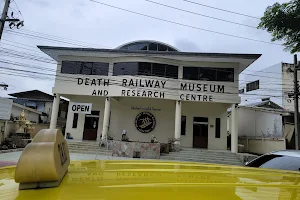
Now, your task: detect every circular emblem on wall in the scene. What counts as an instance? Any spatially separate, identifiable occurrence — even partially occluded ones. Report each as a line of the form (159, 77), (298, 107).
(135, 112), (156, 133)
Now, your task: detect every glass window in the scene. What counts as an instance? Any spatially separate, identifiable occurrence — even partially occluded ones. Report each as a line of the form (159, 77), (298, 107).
(72, 113), (78, 128)
(217, 68), (234, 82)
(183, 67), (198, 80)
(165, 65), (178, 79)
(158, 44), (168, 51)
(215, 118), (221, 138)
(138, 62), (152, 76)
(247, 154), (300, 172)
(92, 62), (109, 75)
(181, 116), (186, 135)
(152, 63), (165, 77)
(61, 61), (80, 74)
(81, 62), (93, 75)
(194, 117), (208, 123)
(199, 67), (216, 81)
(113, 62), (138, 76)
(246, 80), (259, 92)
(149, 43), (158, 51)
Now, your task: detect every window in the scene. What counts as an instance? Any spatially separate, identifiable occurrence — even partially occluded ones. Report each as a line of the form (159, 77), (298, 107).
(118, 41), (178, 52)
(183, 67), (234, 82)
(149, 43), (158, 51)
(92, 62), (109, 75)
(113, 62), (178, 79)
(152, 63), (165, 77)
(246, 80), (259, 92)
(215, 118), (221, 138)
(181, 116), (186, 135)
(72, 113), (78, 128)
(183, 67), (198, 80)
(216, 68), (234, 82)
(61, 61), (80, 74)
(138, 62), (152, 75)
(165, 65), (178, 79)
(246, 154), (300, 172)
(61, 61), (109, 76)
(113, 62), (138, 76)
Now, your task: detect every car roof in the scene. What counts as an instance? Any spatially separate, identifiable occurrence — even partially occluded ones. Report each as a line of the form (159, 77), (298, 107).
(271, 150), (300, 158)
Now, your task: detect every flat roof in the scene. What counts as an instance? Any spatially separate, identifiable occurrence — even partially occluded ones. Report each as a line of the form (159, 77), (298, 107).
(38, 46), (261, 74)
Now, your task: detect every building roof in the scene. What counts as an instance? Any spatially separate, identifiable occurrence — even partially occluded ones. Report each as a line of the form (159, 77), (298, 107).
(245, 100), (284, 110)
(9, 90), (54, 101)
(37, 45), (261, 74)
(8, 90), (68, 102)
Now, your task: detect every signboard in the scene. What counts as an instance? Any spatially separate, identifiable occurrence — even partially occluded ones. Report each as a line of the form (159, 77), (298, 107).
(0, 97), (13, 120)
(69, 102), (92, 114)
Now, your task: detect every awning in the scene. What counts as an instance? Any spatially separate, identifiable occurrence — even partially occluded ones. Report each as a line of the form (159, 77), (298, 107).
(284, 124), (294, 142)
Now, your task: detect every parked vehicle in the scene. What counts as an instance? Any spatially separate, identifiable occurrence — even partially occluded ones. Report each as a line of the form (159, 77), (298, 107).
(245, 150), (300, 172)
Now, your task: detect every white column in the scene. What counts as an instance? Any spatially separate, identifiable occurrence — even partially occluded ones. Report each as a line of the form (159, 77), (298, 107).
(231, 104), (238, 153)
(50, 94), (60, 129)
(174, 100), (182, 144)
(101, 97), (111, 140)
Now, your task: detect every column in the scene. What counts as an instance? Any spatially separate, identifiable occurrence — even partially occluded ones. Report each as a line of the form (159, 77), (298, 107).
(174, 100), (182, 144)
(231, 104), (238, 153)
(50, 93), (60, 129)
(101, 97), (111, 140)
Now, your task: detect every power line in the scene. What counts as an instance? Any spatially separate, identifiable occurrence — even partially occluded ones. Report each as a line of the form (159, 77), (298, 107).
(12, 0), (24, 20)
(89, 0), (281, 46)
(181, 0), (260, 19)
(145, 0), (257, 29)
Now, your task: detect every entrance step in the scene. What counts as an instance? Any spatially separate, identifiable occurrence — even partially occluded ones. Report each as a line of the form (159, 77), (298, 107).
(67, 140), (112, 156)
(160, 148), (243, 166)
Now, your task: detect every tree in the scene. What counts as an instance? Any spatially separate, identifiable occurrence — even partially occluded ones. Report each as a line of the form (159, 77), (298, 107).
(258, 0), (300, 53)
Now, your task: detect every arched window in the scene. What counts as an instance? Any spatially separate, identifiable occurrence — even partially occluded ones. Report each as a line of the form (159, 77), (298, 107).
(116, 40), (179, 52)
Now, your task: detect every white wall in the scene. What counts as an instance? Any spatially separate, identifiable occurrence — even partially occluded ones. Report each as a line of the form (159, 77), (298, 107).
(239, 138), (286, 154)
(240, 63), (282, 106)
(65, 96), (229, 149)
(45, 102), (53, 122)
(238, 107), (283, 138)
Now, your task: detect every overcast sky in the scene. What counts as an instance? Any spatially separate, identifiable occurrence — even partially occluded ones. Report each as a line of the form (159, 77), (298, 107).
(0, 0), (297, 97)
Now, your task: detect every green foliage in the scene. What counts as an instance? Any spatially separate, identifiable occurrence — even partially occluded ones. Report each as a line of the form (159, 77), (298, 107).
(258, 0), (300, 53)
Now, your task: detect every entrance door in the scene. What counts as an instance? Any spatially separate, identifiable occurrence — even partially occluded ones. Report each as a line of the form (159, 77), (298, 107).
(193, 117), (208, 148)
(83, 111), (99, 140)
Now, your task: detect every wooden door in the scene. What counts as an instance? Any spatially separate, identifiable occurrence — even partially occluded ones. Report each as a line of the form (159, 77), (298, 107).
(193, 117), (208, 148)
(83, 111), (99, 140)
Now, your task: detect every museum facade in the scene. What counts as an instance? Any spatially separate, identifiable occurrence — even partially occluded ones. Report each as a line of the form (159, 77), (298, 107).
(39, 40), (261, 152)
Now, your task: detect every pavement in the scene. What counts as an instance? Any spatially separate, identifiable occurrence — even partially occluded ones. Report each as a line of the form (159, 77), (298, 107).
(0, 151), (137, 167)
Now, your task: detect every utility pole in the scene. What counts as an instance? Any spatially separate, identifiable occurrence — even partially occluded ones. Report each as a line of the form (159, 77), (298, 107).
(294, 54), (299, 150)
(0, 0), (22, 40)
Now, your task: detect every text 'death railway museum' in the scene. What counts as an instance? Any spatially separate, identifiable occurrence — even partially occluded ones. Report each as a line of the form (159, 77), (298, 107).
(38, 40), (261, 152)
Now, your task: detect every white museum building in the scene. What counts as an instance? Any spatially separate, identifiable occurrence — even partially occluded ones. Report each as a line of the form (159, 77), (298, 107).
(39, 40), (261, 153)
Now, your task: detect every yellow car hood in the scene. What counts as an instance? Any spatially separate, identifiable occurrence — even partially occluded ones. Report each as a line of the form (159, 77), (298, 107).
(0, 160), (300, 200)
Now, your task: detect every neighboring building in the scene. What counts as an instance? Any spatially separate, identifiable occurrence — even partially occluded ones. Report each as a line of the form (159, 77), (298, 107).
(38, 40), (261, 152)
(228, 99), (291, 154)
(239, 62), (295, 110)
(0, 97), (13, 142)
(8, 90), (69, 126)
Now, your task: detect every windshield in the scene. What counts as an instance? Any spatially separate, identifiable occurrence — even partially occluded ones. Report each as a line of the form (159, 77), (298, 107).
(246, 154), (300, 172)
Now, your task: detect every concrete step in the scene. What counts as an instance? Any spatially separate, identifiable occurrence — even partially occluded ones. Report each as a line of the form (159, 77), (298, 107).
(160, 156), (242, 166)
(167, 153), (239, 161)
(69, 149), (112, 155)
(169, 152), (237, 158)
(69, 150), (112, 156)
